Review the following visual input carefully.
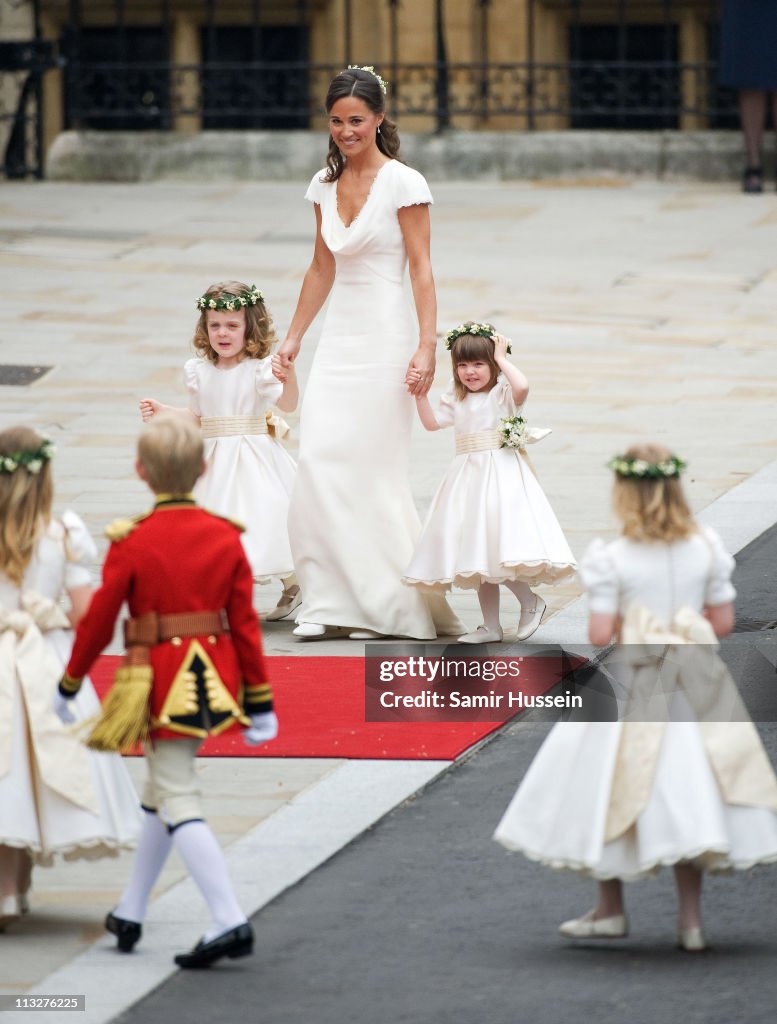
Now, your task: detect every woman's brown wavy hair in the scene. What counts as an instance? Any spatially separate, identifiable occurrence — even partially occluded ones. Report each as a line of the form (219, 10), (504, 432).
(322, 68), (402, 183)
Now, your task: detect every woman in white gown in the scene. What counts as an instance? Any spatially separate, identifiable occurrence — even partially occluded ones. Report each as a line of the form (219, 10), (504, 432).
(494, 443), (777, 951)
(274, 66), (462, 641)
(0, 427), (140, 928)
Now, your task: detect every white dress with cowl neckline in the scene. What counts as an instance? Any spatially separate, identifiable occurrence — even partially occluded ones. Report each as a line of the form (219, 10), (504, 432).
(289, 160), (463, 637)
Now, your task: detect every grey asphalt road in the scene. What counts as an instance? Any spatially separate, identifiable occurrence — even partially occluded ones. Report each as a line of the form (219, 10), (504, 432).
(116, 527), (777, 1024)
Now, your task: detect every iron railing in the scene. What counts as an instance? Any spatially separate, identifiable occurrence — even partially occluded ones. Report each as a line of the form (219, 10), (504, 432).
(2, 1), (738, 178)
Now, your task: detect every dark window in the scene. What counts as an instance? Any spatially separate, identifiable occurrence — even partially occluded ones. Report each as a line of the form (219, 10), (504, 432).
(569, 24), (679, 129)
(63, 27), (169, 130)
(201, 25), (309, 129)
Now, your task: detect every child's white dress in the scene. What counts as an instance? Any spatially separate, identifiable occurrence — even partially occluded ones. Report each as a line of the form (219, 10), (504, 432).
(0, 512), (141, 864)
(494, 528), (777, 880)
(185, 356), (296, 582)
(403, 375), (576, 591)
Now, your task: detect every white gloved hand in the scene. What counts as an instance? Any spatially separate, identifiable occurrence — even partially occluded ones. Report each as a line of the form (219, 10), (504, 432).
(53, 691), (76, 725)
(244, 711), (279, 747)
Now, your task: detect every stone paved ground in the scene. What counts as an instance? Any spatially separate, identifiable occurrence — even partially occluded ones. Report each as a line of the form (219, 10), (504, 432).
(1, 178), (776, 1014)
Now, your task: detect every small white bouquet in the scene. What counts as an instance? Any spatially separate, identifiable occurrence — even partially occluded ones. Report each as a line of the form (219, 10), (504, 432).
(499, 416), (530, 449)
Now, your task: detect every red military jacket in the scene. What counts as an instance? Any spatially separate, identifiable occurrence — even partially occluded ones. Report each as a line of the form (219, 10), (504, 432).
(62, 496), (273, 740)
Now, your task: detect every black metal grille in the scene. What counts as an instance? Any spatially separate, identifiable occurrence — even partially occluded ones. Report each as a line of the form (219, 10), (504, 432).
(2, 2), (739, 178)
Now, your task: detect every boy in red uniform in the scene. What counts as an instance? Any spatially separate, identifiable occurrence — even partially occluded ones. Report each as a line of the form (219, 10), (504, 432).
(56, 414), (277, 968)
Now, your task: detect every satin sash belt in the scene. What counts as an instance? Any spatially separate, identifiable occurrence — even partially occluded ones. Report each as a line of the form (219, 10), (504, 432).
(455, 429), (502, 454)
(201, 416), (268, 439)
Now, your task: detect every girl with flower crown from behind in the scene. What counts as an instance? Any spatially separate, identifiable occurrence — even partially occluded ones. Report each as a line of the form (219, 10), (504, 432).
(402, 323), (576, 643)
(140, 281), (301, 622)
(494, 443), (777, 951)
(0, 426), (140, 930)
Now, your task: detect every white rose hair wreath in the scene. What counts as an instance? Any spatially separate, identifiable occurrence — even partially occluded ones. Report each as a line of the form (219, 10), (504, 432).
(444, 321), (511, 354)
(608, 454), (686, 479)
(0, 437), (55, 475)
(196, 284), (264, 313)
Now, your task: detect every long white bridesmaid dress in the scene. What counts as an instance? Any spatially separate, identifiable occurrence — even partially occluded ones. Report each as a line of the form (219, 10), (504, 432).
(289, 159), (463, 638)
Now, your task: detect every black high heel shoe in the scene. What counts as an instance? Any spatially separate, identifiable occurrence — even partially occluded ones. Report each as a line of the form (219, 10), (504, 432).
(742, 166), (764, 194)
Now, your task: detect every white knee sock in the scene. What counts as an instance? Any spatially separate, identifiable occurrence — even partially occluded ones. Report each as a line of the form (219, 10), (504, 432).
(505, 579), (534, 607)
(115, 809), (172, 923)
(477, 583), (501, 631)
(171, 820), (246, 939)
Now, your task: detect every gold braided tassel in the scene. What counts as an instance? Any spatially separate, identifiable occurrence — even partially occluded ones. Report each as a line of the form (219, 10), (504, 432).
(86, 664), (153, 753)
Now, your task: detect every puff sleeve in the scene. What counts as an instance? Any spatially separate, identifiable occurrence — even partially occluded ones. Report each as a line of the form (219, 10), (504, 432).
(184, 358), (202, 416)
(580, 539), (620, 615)
(62, 510), (97, 590)
(701, 527), (737, 606)
(493, 373), (519, 416)
(254, 356), (283, 405)
(433, 381), (457, 429)
(305, 169), (328, 205)
(393, 164), (433, 209)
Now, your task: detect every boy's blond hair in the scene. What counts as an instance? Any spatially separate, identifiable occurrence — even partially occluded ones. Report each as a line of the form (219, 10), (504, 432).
(613, 442), (695, 542)
(0, 426), (54, 586)
(138, 415), (204, 494)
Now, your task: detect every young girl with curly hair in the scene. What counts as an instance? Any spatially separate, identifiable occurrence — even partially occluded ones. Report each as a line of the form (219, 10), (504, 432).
(141, 281), (300, 621)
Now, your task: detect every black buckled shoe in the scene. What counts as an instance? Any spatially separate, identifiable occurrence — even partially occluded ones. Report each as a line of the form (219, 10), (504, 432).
(174, 922), (254, 969)
(105, 911), (142, 953)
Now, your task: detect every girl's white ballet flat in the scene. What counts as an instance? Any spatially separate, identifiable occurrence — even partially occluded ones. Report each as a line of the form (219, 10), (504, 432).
(515, 597), (547, 641)
(292, 622), (328, 639)
(677, 927), (707, 952)
(558, 909), (628, 938)
(265, 586), (302, 622)
(458, 626), (503, 644)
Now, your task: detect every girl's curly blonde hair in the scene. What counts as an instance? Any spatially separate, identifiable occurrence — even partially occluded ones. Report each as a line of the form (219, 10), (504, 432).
(193, 281), (277, 364)
(0, 426), (54, 586)
(613, 442), (695, 542)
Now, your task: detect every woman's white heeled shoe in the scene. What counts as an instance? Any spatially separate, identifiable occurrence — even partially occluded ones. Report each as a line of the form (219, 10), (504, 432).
(678, 926), (707, 952)
(348, 629), (385, 640)
(558, 909), (628, 938)
(265, 586), (302, 622)
(515, 596), (546, 641)
(458, 625), (503, 644)
(292, 621), (327, 639)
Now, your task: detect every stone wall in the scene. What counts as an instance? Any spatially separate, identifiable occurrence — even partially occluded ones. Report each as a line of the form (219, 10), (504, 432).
(45, 129), (757, 184)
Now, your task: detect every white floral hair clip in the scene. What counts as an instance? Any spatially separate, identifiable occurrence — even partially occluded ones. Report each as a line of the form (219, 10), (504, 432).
(347, 65), (388, 95)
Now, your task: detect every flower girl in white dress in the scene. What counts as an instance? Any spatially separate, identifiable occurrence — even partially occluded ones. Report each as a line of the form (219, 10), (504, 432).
(0, 427), (140, 929)
(494, 443), (777, 951)
(141, 282), (301, 621)
(403, 323), (576, 643)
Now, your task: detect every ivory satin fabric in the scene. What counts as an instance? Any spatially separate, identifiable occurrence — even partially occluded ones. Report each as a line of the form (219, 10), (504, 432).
(186, 356), (296, 583)
(0, 513), (140, 865)
(494, 531), (777, 879)
(288, 161), (463, 638)
(403, 375), (576, 591)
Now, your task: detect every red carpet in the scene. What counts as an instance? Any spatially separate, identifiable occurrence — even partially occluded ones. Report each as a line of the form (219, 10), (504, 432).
(91, 654), (567, 761)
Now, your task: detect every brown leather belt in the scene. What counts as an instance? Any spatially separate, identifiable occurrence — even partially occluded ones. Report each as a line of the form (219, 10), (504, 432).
(124, 610), (229, 647)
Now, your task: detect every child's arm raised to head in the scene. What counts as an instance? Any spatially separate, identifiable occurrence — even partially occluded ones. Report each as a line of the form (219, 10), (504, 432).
(493, 333), (529, 405)
(139, 398), (200, 426)
(275, 205), (336, 378)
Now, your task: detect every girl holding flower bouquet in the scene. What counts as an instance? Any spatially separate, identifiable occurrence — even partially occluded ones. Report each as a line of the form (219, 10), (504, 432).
(403, 324), (576, 643)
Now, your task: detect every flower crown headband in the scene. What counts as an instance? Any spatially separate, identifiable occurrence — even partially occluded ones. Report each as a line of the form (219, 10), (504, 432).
(445, 321), (511, 354)
(346, 65), (388, 95)
(196, 284), (263, 313)
(608, 453), (686, 479)
(0, 437), (55, 476)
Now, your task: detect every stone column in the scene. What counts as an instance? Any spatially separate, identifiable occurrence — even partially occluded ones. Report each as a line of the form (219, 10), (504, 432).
(171, 13), (200, 133)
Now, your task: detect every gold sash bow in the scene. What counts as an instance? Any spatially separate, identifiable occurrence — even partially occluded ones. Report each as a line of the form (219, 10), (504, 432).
(0, 592), (98, 814)
(604, 604), (777, 842)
